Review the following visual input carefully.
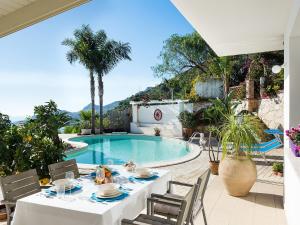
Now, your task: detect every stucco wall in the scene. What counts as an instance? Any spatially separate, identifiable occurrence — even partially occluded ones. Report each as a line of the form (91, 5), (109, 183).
(236, 93), (283, 129)
(195, 79), (223, 98)
(134, 103), (193, 124)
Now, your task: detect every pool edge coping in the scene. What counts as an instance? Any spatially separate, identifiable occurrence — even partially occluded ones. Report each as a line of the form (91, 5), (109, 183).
(62, 134), (202, 168)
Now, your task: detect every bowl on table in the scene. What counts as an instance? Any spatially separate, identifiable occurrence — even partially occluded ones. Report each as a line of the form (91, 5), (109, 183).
(97, 183), (121, 198)
(134, 167), (151, 178)
(52, 178), (74, 190)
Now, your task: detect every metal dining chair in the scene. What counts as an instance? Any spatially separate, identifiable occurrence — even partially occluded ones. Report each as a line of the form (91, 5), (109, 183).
(48, 159), (80, 181)
(152, 169), (211, 225)
(121, 184), (197, 225)
(0, 169), (41, 225)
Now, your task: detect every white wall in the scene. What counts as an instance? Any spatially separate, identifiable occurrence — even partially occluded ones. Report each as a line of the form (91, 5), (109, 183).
(137, 103), (192, 124)
(284, 1), (300, 225)
(130, 101), (193, 137)
(195, 79), (223, 98)
(133, 102), (193, 125)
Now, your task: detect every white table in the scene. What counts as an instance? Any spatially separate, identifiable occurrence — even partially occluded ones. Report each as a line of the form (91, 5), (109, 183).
(12, 165), (171, 225)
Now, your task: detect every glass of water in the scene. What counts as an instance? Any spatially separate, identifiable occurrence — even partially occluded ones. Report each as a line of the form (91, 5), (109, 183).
(56, 184), (65, 199)
(65, 171), (75, 195)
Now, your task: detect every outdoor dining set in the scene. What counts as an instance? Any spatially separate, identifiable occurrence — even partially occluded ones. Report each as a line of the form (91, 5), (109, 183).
(0, 159), (210, 225)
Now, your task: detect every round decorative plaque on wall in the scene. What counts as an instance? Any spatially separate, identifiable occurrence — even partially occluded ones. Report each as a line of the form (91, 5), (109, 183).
(154, 109), (162, 121)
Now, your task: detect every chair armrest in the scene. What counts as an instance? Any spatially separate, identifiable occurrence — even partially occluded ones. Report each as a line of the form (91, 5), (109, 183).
(121, 219), (139, 225)
(168, 180), (193, 193)
(1, 200), (16, 207)
(150, 193), (183, 202)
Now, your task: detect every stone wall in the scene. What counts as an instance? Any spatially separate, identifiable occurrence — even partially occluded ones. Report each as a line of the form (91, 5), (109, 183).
(236, 93), (283, 129)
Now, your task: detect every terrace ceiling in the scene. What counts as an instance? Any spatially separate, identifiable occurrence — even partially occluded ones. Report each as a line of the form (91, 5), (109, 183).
(171, 0), (293, 56)
(0, 0), (89, 38)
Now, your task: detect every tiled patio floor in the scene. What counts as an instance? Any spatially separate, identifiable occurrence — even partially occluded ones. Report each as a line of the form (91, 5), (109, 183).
(163, 147), (285, 225)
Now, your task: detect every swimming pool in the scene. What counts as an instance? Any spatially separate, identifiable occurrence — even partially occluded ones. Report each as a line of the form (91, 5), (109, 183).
(66, 135), (190, 166)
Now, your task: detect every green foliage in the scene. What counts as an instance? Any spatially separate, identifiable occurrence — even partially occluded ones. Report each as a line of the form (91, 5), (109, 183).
(178, 111), (197, 128)
(103, 117), (110, 129)
(272, 162), (283, 173)
(220, 114), (262, 158)
(204, 92), (240, 125)
(0, 101), (70, 178)
(64, 125), (80, 134)
(265, 70), (284, 96)
(152, 32), (216, 78)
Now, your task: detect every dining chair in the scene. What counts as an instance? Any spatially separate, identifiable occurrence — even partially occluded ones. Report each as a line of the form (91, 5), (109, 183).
(0, 169), (41, 225)
(48, 159), (79, 181)
(121, 184), (197, 225)
(152, 169), (211, 225)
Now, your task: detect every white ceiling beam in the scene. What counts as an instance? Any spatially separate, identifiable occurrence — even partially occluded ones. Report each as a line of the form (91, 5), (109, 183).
(0, 0), (90, 38)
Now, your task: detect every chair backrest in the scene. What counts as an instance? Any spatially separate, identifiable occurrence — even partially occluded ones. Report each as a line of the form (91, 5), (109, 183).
(48, 159), (79, 181)
(193, 169), (211, 217)
(176, 185), (197, 225)
(0, 169), (40, 202)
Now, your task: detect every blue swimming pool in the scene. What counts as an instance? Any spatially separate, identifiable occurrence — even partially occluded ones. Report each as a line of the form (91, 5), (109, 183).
(66, 135), (189, 165)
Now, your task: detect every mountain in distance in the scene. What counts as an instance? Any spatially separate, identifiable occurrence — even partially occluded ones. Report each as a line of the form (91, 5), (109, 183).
(65, 101), (120, 120)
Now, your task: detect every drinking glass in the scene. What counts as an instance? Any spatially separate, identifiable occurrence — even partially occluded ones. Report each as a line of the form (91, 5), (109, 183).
(65, 171), (75, 195)
(56, 184), (65, 199)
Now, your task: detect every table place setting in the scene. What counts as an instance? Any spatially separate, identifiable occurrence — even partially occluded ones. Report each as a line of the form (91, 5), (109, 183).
(12, 164), (171, 225)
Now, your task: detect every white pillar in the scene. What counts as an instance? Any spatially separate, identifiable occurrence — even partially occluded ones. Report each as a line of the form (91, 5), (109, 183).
(132, 104), (138, 123)
(284, 2), (300, 225)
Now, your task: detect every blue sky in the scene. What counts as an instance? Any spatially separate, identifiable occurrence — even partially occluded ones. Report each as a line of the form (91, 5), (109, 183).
(0, 0), (194, 120)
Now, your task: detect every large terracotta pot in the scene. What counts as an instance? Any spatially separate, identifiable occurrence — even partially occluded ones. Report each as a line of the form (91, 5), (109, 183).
(219, 156), (257, 197)
(182, 128), (193, 140)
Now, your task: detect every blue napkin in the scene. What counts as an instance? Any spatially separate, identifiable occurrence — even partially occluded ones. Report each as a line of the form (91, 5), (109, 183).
(90, 191), (129, 202)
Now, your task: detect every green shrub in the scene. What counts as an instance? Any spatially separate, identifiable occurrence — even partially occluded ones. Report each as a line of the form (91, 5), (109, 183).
(0, 100), (70, 178)
(178, 111), (196, 128)
(272, 162), (283, 173)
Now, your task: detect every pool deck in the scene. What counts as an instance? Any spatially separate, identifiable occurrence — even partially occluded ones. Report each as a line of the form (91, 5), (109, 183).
(163, 147), (286, 225)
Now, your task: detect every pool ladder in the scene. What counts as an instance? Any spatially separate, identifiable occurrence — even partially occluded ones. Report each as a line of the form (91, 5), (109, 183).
(188, 132), (205, 145)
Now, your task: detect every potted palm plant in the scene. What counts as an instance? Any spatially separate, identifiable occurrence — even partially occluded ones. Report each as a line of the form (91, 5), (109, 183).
(219, 114), (261, 197)
(178, 111), (196, 140)
(207, 126), (221, 175)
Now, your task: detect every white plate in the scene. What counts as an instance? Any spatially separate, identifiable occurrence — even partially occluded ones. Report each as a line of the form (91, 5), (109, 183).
(96, 190), (122, 198)
(133, 173), (153, 179)
(49, 185), (75, 192)
(79, 168), (95, 175)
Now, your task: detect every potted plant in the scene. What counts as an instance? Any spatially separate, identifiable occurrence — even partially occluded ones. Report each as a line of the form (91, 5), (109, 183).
(207, 126), (221, 175)
(178, 111), (196, 140)
(286, 125), (300, 157)
(219, 114), (261, 197)
(154, 127), (161, 136)
(81, 121), (92, 135)
(272, 162), (284, 177)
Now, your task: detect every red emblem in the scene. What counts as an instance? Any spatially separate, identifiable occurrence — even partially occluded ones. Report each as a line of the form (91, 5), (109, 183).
(154, 109), (162, 121)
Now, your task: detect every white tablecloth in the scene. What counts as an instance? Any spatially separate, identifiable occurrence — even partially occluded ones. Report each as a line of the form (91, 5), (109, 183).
(12, 165), (171, 225)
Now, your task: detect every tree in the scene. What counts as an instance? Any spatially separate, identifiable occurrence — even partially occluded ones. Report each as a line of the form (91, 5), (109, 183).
(92, 30), (131, 133)
(207, 57), (235, 95)
(62, 25), (98, 134)
(152, 32), (216, 78)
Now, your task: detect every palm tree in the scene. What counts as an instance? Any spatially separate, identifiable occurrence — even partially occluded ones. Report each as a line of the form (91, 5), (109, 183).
(92, 31), (131, 133)
(62, 25), (98, 134)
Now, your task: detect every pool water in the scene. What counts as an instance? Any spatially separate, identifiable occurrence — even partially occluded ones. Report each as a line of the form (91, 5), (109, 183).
(66, 135), (189, 165)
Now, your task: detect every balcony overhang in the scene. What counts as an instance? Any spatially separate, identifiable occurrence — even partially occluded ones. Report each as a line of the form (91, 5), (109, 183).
(0, 0), (90, 38)
(171, 0), (292, 56)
